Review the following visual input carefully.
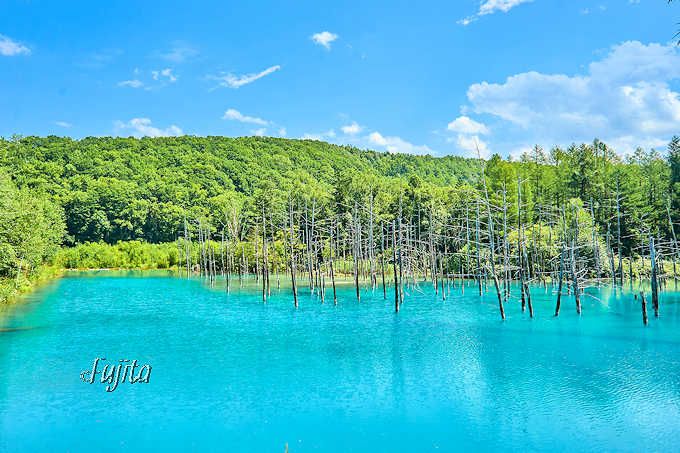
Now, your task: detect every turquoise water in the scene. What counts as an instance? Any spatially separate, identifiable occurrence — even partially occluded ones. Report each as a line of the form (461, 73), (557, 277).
(1, 273), (679, 452)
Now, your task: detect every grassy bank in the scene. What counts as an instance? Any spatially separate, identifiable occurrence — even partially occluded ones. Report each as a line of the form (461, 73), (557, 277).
(0, 265), (63, 304)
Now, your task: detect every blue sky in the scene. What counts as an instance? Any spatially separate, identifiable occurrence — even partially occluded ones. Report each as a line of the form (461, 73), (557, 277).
(1, 0), (678, 158)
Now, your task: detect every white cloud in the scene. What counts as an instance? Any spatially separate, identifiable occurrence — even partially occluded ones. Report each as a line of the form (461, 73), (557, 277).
(118, 79), (144, 89)
(0, 34), (30, 56)
(479, 0), (533, 15)
(251, 128), (267, 137)
(368, 132), (388, 146)
(508, 145), (533, 161)
(298, 119), (433, 156)
(303, 129), (337, 141)
(114, 118), (183, 138)
(311, 31), (339, 50)
(209, 65), (281, 89)
(77, 49), (122, 69)
(152, 68), (177, 83)
(54, 121), (72, 128)
(222, 108), (268, 126)
(119, 68), (176, 89)
(158, 42), (198, 63)
(447, 116), (490, 135)
(341, 121), (363, 135)
(278, 127), (287, 137)
(455, 134), (490, 158)
(465, 41), (680, 154)
(458, 0), (533, 25)
(447, 116), (490, 156)
(368, 131), (432, 155)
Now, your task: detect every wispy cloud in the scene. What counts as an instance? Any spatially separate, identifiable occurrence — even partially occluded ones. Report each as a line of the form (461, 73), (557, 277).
(157, 42), (198, 63)
(118, 68), (177, 89)
(251, 128), (267, 137)
(311, 31), (339, 50)
(77, 49), (122, 69)
(114, 118), (183, 137)
(151, 68), (177, 83)
(54, 121), (72, 128)
(303, 129), (336, 141)
(458, 0), (533, 26)
(209, 65), (281, 89)
(222, 108), (269, 126)
(118, 79), (145, 89)
(580, 5), (607, 15)
(0, 34), (30, 56)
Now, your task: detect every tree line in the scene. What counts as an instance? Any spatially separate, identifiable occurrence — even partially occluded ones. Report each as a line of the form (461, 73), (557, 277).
(0, 171), (64, 302)
(1, 135), (679, 315)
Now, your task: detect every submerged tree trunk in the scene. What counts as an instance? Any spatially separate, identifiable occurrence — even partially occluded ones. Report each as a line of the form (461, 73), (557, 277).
(380, 223), (387, 299)
(668, 200), (679, 281)
(392, 220), (400, 313)
(650, 237), (659, 317)
(353, 202), (361, 302)
(479, 152), (504, 320)
(329, 220), (338, 305)
(640, 291), (649, 326)
(555, 244), (566, 317)
(615, 182), (623, 286)
(288, 198), (298, 308)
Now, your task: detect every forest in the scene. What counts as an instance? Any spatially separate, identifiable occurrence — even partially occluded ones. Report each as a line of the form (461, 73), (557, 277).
(1, 135), (679, 314)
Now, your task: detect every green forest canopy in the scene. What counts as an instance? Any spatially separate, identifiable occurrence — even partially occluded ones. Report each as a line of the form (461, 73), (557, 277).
(0, 135), (679, 277)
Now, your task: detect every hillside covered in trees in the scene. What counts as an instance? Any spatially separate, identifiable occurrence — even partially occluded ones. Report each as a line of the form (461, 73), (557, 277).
(1, 136), (480, 244)
(2, 135), (678, 244)
(1, 135), (679, 306)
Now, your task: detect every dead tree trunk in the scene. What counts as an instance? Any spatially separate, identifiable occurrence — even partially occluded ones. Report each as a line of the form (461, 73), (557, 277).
(554, 244), (565, 317)
(261, 205), (268, 303)
(479, 155), (505, 320)
(518, 176), (526, 312)
(329, 219), (338, 305)
(590, 200), (601, 283)
(571, 206), (582, 315)
(668, 200), (679, 281)
(353, 202), (361, 302)
(650, 237), (659, 317)
(288, 198), (298, 308)
(640, 291), (649, 326)
(475, 201), (483, 296)
(380, 223), (387, 299)
(616, 181), (623, 286)
(392, 220), (400, 313)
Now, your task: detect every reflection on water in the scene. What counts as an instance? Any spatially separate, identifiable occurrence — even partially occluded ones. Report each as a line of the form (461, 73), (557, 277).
(0, 273), (678, 452)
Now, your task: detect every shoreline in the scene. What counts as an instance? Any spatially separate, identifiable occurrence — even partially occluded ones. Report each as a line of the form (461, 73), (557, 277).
(0, 266), (63, 305)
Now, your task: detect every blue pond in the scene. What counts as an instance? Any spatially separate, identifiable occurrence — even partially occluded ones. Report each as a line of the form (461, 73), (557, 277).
(0, 272), (679, 452)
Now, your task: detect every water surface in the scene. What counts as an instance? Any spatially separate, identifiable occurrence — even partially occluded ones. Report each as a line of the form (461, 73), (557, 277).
(1, 272), (679, 452)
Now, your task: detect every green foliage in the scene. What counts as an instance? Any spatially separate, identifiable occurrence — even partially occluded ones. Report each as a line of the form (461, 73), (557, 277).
(0, 136), (479, 244)
(56, 241), (180, 269)
(0, 135), (678, 274)
(0, 171), (65, 278)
